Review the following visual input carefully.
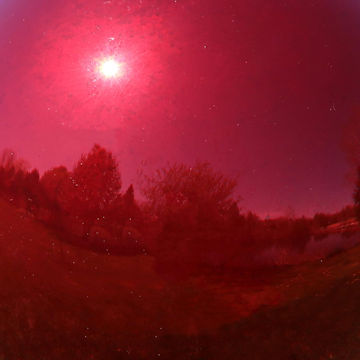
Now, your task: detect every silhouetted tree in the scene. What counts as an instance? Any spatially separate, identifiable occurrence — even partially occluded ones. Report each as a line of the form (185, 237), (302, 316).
(0, 149), (29, 173)
(6, 169), (27, 209)
(121, 184), (143, 226)
(41, 166), (72, 224)
(313, 212), (330, 228)
(226, 201), (243, 226)
(142, 162), (240, 273)
(104, 184), (145, 251)
(23, 169), (41, 213)
(143, 162), (238, 230)
(69, 144), (122, 236)
(41, 166), (70, 203)
(0, 149), (29, 197)
(123, 184), (135, 208)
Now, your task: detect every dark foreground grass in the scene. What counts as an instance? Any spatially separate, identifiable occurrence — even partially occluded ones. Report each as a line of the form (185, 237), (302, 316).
(1, 199), (360, 359)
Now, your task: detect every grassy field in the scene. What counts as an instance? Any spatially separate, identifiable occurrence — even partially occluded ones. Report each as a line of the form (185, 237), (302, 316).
(1, 199), (360, 359)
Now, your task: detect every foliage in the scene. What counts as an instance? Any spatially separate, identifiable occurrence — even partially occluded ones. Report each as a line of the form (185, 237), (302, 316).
(70, 144), (122, 217)
(41, 166), (71, 209)
(0, 146), (343, 268)
(142, 162), (238, 230)
(0, 148), (30, 172)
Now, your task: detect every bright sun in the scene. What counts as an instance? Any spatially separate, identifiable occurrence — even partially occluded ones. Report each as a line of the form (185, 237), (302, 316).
(99, 58), (123, 79)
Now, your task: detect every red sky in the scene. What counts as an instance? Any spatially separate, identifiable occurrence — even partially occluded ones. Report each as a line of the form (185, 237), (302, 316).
(1, 0), (360, 216)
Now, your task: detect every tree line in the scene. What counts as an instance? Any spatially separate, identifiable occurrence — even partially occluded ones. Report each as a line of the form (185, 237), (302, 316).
(0, 145), (356, 274)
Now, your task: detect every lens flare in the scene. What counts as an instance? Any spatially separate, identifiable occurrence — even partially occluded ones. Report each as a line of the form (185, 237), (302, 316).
(99, 59), (123, 78)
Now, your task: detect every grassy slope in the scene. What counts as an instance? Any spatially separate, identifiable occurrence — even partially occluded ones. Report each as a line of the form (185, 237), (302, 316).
(171, 244), (360, 359)
(0, 199), (360, 359)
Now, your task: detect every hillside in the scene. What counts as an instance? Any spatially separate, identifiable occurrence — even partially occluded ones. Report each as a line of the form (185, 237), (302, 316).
(1, 199), (360, 359)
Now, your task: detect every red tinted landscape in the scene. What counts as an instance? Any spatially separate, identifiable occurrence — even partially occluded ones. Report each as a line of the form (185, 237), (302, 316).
(2, 0), (360, 359)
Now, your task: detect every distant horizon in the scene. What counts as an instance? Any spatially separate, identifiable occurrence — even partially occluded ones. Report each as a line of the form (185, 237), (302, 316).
(0, 143), (354, 219)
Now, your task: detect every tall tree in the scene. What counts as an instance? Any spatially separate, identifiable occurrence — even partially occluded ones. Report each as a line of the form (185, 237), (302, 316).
(70, 144), (122, 232)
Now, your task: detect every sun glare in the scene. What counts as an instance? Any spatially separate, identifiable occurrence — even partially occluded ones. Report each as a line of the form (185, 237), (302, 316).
(99, 58), (123, 79)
